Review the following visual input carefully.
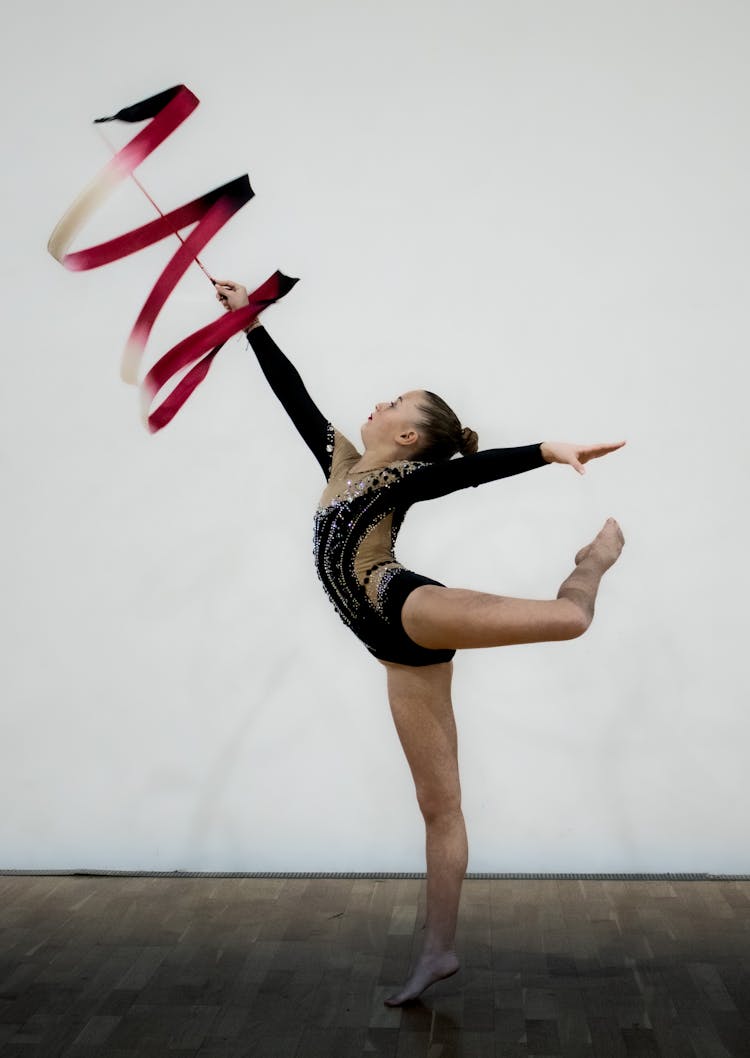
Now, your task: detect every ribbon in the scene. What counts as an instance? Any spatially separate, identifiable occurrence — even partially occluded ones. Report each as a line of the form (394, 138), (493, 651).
(48, 85), (298, 432)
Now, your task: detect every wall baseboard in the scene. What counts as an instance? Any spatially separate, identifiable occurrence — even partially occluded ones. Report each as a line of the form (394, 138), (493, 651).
(1, 870), (748, 880)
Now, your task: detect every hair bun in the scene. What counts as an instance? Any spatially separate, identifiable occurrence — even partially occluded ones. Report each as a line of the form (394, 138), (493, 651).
(459, 426), (479, 456)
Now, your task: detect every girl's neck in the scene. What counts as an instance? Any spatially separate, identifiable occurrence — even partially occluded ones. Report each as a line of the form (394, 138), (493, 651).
(350, 460), (386, 473)
(350, 450), (393, 473)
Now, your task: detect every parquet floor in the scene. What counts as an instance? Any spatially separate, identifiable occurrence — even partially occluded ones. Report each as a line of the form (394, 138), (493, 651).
(0, 874), (749, 1057)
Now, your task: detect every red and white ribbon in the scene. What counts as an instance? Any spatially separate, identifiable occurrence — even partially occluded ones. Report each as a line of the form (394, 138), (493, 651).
(48, 85), (298, 432)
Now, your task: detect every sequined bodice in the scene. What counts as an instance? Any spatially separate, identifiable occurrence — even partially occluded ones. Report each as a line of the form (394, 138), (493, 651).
(313, 424), (431, 624)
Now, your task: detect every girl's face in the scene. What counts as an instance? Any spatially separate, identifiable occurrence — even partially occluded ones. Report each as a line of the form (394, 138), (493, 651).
(361, 390), (425, 452)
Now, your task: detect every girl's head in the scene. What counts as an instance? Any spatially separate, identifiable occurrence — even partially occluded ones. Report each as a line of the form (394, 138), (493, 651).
(362, 390), (478, 462)
(412, 390), (479, 461)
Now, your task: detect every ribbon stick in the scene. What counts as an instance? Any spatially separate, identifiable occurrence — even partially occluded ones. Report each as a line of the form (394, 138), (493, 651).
(48, 84), (298, 432)
(95, 122), (216, 286)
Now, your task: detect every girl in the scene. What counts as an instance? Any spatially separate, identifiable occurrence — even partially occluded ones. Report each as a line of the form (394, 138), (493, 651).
(215, 280), (625, 1005)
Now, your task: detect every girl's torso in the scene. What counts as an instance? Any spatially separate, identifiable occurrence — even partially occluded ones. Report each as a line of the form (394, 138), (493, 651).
(315, 427), (428, 618)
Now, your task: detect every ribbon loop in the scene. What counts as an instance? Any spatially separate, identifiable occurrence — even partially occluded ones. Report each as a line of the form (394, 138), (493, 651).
(48, 85), (298, 433)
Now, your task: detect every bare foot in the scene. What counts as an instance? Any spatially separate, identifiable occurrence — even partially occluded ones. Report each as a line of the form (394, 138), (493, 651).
(575, 518), (625, 571)
(383, 950), (460, 1006)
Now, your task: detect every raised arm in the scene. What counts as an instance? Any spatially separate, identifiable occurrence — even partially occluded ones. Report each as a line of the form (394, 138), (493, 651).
(246, 325), (332, 479)
(214, 281), (332, 479)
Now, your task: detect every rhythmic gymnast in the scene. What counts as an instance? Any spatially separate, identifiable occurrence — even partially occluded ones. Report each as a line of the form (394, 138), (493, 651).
(215, 279), (625, 1006)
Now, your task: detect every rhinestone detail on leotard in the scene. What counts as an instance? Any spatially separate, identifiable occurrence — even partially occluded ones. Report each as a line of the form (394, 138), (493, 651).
(312, 457), (430, 636)
(375, 565), (404, 617)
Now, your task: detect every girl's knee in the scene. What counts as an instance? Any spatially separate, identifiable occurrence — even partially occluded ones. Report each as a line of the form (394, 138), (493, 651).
(417, 788), (462, 824)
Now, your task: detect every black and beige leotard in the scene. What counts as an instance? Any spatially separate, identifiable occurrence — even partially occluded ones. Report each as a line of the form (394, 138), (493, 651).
(248, 326), (549, 666)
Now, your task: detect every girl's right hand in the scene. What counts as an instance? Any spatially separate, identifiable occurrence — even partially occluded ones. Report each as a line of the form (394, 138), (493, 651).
(214, 280), (249, 312)
(540, 440), (626, 474)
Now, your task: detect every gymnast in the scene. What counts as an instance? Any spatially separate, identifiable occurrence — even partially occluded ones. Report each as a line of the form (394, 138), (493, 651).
(215, 279), (625, 1005)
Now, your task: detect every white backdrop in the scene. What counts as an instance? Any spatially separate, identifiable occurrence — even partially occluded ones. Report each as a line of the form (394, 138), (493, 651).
(2, 0), (748, 872)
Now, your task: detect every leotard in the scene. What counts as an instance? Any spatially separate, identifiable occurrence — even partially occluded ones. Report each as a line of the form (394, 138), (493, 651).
(248, 326), (549, 666)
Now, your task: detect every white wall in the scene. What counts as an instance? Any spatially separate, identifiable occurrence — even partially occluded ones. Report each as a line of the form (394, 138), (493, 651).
(2, 0), (748, 872)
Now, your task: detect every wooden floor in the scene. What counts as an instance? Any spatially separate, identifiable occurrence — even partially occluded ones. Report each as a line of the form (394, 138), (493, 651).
(0, 875), (749, 1057)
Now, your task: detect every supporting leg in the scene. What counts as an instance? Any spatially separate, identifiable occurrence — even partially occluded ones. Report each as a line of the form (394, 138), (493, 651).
(401, 518), (625, 651)
(380, 659), (466, 1005)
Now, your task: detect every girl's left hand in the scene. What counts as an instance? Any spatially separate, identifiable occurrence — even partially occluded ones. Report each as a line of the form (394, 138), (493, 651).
(540, 440), (626, 474)
(214, 279), (249, 311)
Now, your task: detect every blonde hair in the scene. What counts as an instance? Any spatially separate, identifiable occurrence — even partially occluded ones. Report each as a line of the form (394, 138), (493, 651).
(413, 391), (479, 462)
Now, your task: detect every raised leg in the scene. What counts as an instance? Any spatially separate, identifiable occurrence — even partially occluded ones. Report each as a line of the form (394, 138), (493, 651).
(380, 658), (466, 1005)
(401, 518), (625, 651)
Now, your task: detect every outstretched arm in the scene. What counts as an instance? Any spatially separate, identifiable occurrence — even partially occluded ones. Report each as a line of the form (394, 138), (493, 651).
(215, 281), (332, 480)
(394, 439), (626, 506)
(396, 443), (550, 505)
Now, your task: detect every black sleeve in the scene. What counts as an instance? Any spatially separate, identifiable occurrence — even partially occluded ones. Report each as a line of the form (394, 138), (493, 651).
(246, 325), (333, 480)
(395, 444), (549, 505)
